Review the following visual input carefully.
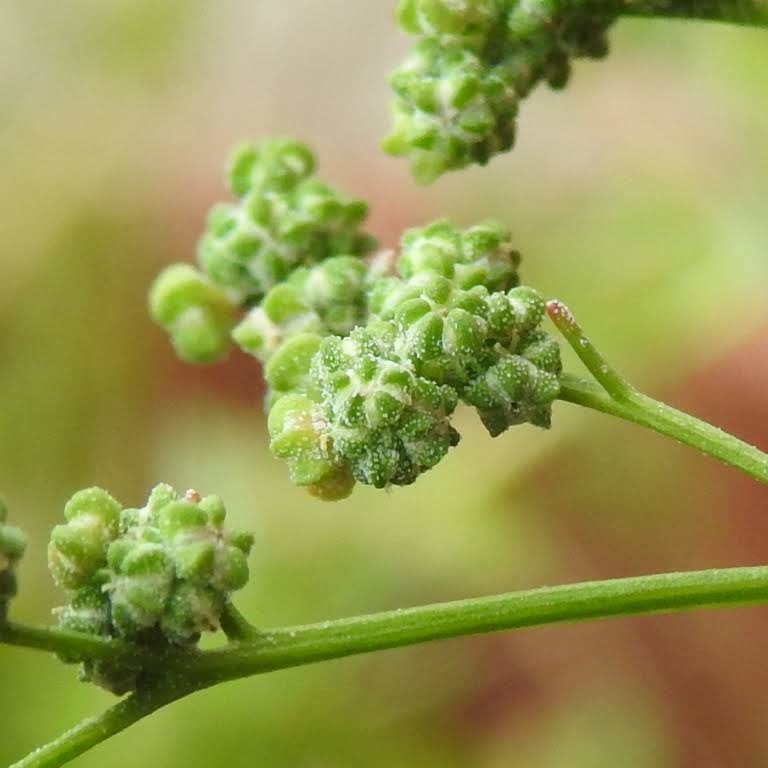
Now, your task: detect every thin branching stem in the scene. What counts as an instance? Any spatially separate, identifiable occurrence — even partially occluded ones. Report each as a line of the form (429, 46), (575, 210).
(0, 621), (133, 662)
(547, 298), (768, 484)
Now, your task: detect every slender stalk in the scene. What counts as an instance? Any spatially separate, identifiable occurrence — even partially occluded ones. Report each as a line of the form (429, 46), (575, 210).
(13, 565), (768, 766)
(188, 565), (768, 686)
(220, 601), (260, 641)
(8, 686), (188, 768)
(617, 0), (768, 25)
(547, 300), (634, 400)
(0, 621), (133, 661)
(558, 373), (768, 483)
(546, 299), (768, 484)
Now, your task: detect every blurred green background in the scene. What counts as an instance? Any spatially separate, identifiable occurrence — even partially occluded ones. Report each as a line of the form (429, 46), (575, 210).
(1, 2), (767, 766)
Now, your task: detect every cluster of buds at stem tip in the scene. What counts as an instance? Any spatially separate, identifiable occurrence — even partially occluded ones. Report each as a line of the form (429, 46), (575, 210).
(149, 138), (377, 364)
(149, 140), (563, 500)
(48, 485), (254, 693)
(0, 499), (27, 622)
(383, 0), (616, 182)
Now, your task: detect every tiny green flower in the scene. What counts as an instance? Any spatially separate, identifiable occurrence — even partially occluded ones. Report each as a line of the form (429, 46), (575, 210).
(0, 500), (27, 621)
(149, 264), (236, 364)
(48, 488), (121, 590)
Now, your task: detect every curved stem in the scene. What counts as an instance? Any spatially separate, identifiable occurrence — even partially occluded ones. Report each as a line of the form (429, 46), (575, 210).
(188, 565), (768, 686)
(0, 621), (133, 661)
(547, 299), (768, 485)
(558, 374), (768, 483)
(9, 685), (188, 768)
(616, 0), (768, 26)
(13, 565), (768, 766)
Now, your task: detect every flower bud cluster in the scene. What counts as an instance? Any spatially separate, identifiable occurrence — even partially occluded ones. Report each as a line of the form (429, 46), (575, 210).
(263, 218), (560, 499)
(0, 500), (27, 621)
(233, 256), (369, 363)
(149, 141), (563, 499)
(149, 138), (377, 364)
(49, 485), (254, 692)
(198, 139), (376, 301)
(384, 0), (615, 181)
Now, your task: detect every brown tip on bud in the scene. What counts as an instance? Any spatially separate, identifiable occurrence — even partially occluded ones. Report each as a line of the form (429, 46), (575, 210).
(184, 489), (202, 503)
(546, 299), (574, 327)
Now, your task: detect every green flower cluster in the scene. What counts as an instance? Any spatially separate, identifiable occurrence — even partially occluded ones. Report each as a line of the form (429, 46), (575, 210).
(233, 256), (369, 363)
(0, 500), (27, 622)
(49, 485), (254, 693)
(149, 138), (377, 364)
(264, 219), (560, 499)
(149, 141), (562, 500)
(383, 0), (615, 181)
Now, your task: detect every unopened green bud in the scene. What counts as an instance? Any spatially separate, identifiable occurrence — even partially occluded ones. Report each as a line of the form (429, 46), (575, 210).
(109, 542), (175, 637)
(49, 488), (121, 589)
(268, 393), (339, 486)
(397, 0), (499, 42)
(264, 333), (323, 401)
(233, 284), (323, 362)
(0, 508), (26, 621)
(463, 350), (561, 436)
(55, 586), (111, 638)
(228, 138), (316, 197)
(149, 264), (235, 364)
(161, 583), (224, 644)
(397, 219), (520, 293)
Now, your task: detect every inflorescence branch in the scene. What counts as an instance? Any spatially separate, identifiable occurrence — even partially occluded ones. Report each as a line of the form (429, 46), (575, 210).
(384, 0), (768, 181)
(9, 565), (768, 768)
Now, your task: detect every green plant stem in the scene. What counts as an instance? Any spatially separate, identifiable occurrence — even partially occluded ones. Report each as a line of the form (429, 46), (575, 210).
(546, 299), (768, 484)
(13, 565), (768, 767)
(617, 0), (768, 26)
(220, 601), (260, 641)
(0, 621), (133, 661)
(558, 374), (768, 484)
(9, 686), (188, 768)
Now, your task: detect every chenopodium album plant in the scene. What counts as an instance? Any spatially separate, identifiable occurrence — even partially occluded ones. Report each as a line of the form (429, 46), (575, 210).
(151, 138), (562, 500)
(3, 2), (768, 767)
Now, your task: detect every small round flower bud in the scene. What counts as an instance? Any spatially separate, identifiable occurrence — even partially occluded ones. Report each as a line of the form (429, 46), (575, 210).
(398, 219), (521, 293)
(0, 507), (26, 621)
(264, 333), (323, 401)
(149, 264), (236, 364)
(48, 488), (121, 589)
(232, 284), (323, 362)
(54, 586), (111, 638)
(397, 0), (499, 44)
(161, 583), (224, 644)
(228, 138), (316, 197)
(268, 393), (340, 487)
